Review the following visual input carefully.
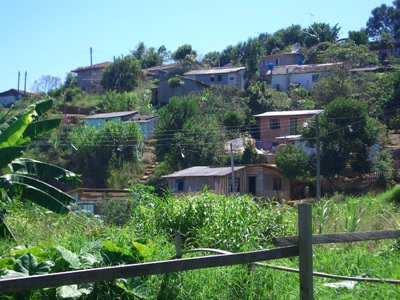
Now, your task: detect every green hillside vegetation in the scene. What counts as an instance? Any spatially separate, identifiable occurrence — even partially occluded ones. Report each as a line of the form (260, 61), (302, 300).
(1, 186), (400, 299)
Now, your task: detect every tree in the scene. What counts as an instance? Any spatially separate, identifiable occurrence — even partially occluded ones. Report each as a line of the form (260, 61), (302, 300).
(366, 1), (400, 39)
(303, 23), (341, 47)
(31, 75), (61, 93)
(100, 56), (142, 93)
(348, 30), (369, 45)
(131, 42), (167, 69)
(302, 98), (382, 177)
(0, 99), (81, 237)
(276, 143), (310, 180)
(241, 141), (259, 164)
(172, 44), (197, 62)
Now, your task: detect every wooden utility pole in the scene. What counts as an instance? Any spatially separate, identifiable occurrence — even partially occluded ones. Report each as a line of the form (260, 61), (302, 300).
(90, 47), (93, 66)
(316, 115), (321, 203)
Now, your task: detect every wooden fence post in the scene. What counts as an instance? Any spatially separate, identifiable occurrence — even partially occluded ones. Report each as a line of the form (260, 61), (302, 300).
(298, 203), (313, 300)
(175, 231), (182, 258)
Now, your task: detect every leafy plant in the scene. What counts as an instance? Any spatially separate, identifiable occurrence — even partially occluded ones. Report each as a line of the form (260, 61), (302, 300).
(0, 99), (81, 237)
(0, 252), (53, 278)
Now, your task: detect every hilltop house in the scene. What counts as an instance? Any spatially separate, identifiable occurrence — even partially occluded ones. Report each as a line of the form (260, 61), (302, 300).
(0, 89), (41, 107)
(71, 62), (112, 93)
(151, 75), (209, 107)
(254, 110), (323, 147)
(162, 165), (290, 200)
(183, 67), (246, 90)
(83, 111), (158, 138)
(258, 53), (304, 76)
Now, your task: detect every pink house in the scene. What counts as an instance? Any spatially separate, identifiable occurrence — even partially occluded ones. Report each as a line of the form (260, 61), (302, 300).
(254, 110), (323, 144)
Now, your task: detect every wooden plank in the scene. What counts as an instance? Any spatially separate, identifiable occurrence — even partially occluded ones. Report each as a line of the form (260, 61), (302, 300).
(298, 204), (313, 300)
(0, 246), (298, 294)
(273, 229), (400, 247)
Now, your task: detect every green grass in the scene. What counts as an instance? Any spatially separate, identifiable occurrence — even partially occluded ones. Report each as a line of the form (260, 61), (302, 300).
(2, 186), (400, 299)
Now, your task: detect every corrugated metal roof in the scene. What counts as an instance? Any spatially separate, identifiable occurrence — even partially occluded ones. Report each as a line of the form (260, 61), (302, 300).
(184, 67), (245, 76)
(254, 110), (323, 117)
(84, 111), (138, 119)
(162, 166), (246, 178)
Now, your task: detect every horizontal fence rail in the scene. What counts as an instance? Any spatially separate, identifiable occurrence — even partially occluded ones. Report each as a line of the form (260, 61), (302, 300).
(273, 229), (400, 247)
(0, 246), (298, 294)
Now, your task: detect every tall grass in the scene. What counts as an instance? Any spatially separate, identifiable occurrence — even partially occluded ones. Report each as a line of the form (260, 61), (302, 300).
(2, 186), (400, 299)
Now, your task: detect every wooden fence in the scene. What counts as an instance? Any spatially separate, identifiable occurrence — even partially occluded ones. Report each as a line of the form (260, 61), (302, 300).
(1, 204), (400, 300)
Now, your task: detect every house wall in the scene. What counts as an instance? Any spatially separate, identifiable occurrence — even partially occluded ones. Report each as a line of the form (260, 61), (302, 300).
(167, 169), (247, 196)
(271, 72), (319, 91)
(259, 54), (303, 75)
(246, 165), (290, 200)
(155, 79), (206, 106)
(84, 117), (122, 128)
(185, 70), (245, 90)
(76, 68), (105, 93)
(136, 118), (158, 139)
(258, 113), (317, 141)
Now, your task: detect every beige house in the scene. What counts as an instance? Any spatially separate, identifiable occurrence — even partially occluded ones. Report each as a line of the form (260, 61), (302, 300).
(162, 165), (290, 200)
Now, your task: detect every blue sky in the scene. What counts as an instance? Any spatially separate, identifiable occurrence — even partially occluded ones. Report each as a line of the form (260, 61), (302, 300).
(0, 0), (394, 92)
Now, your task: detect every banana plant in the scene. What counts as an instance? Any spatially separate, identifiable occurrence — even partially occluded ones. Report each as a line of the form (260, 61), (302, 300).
(0, 99), (81, 237)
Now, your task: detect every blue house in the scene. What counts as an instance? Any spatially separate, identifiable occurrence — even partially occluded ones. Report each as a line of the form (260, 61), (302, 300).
(83, 111), (158, 138)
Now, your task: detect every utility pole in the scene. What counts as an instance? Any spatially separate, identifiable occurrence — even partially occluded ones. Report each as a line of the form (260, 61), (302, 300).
(17, 71), (20, 92)
(24, 71), (27, 95)
(90, 47), (93, 66)
(230, 143), (236, 194)
(316, 115), (321, 203)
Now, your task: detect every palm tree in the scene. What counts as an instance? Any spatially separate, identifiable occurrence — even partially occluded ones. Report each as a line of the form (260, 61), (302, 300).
(0, 99), (81, 238)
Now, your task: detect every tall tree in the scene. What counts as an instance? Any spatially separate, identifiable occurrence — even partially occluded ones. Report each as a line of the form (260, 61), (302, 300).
(172, 44), (197, 62)
(302, 98), (382, 177)
(31, 75), (61, 93)
(100, 56), (142, 93)
(366, 1), (400, 39)
(303, 23), (341, 47)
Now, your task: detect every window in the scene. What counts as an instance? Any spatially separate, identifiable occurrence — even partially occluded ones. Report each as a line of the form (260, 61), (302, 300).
(273, 178), (282, 190)
(210, 76), (215, 82)
(312, 74), (320, 82)
(217, 75), (222, 81)
(230, 76), (234, 81)
(176, 179), (186, 192)
(270, 118), (280, 130)
(275, 58), (279, 66)
(290, 118), (298, 135)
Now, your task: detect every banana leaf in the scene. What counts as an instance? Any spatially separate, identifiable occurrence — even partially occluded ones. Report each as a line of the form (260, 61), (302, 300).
(0, 107), (35, 148)
(0, 146), (25, 169)
(32, 99), (56, 117)
(17, 118), (61, 145)
(8, 158), (82, 188)
(0, 174), (75, 212)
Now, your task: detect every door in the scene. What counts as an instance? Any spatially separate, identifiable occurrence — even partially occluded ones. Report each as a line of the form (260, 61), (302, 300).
(290, 118), (298, 135)
(248, 176), (256, 196)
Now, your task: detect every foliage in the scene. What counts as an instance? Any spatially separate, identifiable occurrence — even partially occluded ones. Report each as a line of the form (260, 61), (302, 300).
(131, 42), (170, 68)
(240, 141), (259, 164)
(366, 1), (400, 39)
(246, 81), (291, 115)
(302, 98), (382, 177)
(172, 44), (197, 62)
(100, 56), (142, 93)
(98, 198), (135, 226)
(276, 143), (311, 180)
(303, 22), (341, 47)
(168, 77), (184, 88)
(67, 121), (142, 187)
(31, 75), (61, 94)
(0, 99), (81, 239)
(96, 90), (153, 114)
